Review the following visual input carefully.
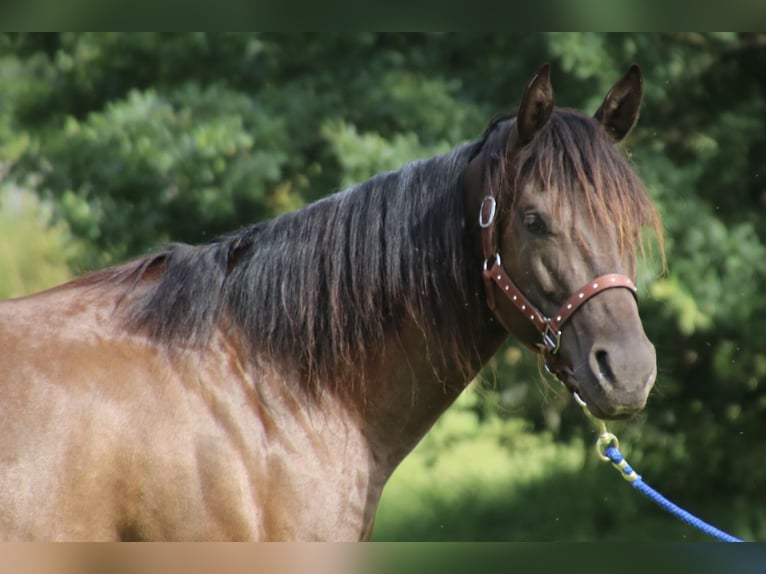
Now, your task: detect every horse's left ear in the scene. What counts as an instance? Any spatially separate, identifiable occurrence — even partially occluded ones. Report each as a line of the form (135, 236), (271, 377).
(516, 64), (554, 146)
(594, 64), (644, 142)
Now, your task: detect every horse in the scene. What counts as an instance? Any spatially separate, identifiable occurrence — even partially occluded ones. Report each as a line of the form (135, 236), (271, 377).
(0, 64), (662, 540)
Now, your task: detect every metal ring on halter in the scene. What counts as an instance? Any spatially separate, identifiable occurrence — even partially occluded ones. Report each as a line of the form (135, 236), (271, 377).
(482, 252), (501, 272)
(478, 196), (497, 228)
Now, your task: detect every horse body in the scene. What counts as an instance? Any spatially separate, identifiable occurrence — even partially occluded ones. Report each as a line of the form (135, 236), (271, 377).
(0, 65), (662, 540)
(0, 283), (353, 539)
(0, 269), (503, 540)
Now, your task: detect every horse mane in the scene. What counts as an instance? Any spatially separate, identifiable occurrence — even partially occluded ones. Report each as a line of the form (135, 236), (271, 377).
(85, 139), (494, 395)
(78, 108), (663, 396)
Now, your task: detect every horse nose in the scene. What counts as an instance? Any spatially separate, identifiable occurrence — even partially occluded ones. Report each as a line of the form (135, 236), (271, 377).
(588, 342), (656, 414)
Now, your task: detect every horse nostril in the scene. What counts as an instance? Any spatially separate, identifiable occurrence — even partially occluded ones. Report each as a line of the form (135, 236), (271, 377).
(595, 349), (616, 385)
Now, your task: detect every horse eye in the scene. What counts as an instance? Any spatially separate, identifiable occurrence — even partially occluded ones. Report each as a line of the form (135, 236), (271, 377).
(522, 212), (549, 236)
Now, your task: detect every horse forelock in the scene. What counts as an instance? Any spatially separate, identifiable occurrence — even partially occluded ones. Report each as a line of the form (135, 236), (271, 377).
(102, 140), (490, 396)
(486, 109), (664, 265)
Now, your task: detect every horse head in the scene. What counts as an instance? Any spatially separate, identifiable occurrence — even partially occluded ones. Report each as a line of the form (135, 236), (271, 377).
(465, 65), (661, 420)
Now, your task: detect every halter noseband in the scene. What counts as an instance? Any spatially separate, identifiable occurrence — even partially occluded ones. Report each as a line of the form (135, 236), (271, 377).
(478, 193), (637, 387)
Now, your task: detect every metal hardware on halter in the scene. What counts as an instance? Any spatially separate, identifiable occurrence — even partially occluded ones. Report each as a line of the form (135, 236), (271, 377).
(541, 321), (561, 354)
(478, 196), (497, 228)
(482, 252), (501, 272)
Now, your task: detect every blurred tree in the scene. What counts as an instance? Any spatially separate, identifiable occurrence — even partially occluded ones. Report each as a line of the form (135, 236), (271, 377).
(0, 186), (78, 298)
(1, 33), (765, 539)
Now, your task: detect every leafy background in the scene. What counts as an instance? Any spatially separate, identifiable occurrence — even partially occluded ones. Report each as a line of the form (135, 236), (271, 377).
(1, 33), (764, 541)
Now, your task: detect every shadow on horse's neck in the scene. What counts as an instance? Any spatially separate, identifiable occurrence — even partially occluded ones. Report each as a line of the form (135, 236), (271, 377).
(333, 144), (510, 469)
(351, 313), (506, 470)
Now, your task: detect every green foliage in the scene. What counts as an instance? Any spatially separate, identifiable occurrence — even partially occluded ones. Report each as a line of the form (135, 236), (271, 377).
(0, 187), (78, 298)
(34, 85), (291, 267)
(321, 120), (449, 188)
(2, 33), (766, 540)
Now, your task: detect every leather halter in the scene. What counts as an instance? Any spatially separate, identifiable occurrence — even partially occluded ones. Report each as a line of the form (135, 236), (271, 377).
(478, 194), (637, 387)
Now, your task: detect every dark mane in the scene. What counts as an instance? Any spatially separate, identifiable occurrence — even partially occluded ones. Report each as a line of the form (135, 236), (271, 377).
(96, 140), (493, 394)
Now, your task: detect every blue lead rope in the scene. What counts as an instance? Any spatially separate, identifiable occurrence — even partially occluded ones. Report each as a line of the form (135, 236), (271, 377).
(570, 391), (744, 542)
(603, 445), (743, 543)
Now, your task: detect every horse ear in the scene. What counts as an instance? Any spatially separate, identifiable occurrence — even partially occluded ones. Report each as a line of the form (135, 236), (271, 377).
(595, 64), (644, 142)
(516, 64), (554, 145)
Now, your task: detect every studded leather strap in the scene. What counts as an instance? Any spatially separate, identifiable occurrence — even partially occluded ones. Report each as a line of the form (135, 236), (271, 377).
(546, 273), (637, 337)
(482, 259), (547, 332)
(483, 260), (637, 353)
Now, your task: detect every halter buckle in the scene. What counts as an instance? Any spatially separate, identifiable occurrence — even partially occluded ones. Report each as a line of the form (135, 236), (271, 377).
(541, 321), (561, 354)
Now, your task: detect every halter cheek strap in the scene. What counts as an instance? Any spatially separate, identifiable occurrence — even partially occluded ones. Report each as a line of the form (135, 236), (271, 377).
(478, 193), (638, 386)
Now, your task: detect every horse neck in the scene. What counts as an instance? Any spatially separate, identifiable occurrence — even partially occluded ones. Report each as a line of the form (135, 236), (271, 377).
(335, 143), (510, 472)
(350, 313), (506, 474)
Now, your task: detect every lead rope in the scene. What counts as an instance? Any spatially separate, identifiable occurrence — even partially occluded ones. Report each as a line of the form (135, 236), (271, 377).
(572, 392), (744, 542)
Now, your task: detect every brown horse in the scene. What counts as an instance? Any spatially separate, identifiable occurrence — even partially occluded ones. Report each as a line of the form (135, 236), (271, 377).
(0, 65), (661, 540)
